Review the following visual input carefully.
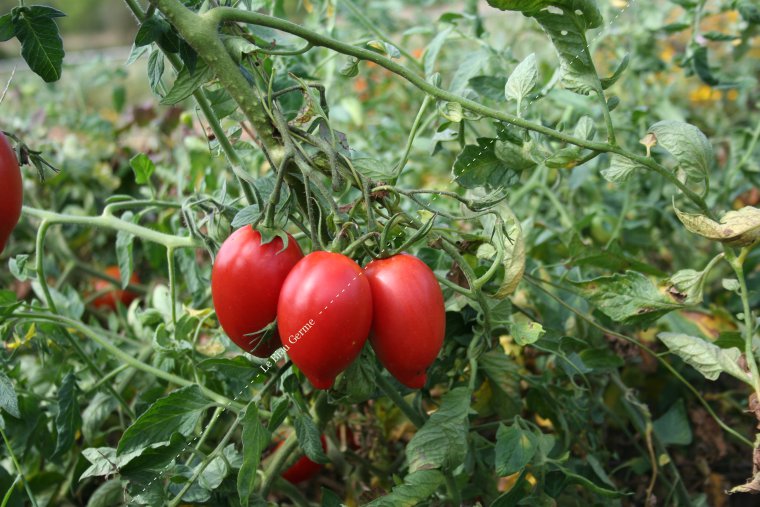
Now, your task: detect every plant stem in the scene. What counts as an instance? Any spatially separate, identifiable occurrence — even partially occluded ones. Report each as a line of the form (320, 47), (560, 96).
(727, 248), (760, 400)
(23, 206), (200, 249)
(15, 312), (248, 413)
(260, 433), (299, 495)
(0, 425), (38, 507)
(375, 373), (426, 427)
(394, 95), (432, 180)
(340, 0), (422, 69)
(168, 412), (241, 507)
(206, 7), (712, 217)
(124, 0), (261, 204)
(32, 221), (135, 418)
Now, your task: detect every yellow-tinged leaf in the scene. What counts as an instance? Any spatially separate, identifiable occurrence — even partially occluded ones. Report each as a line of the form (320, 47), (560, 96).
(675, 204), (760, 247)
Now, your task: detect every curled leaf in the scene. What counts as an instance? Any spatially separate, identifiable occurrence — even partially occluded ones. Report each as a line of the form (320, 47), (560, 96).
(675, 205), (760, 247)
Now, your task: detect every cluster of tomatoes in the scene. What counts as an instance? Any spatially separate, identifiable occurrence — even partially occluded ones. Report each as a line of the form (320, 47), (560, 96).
(211, 226), (446, 483)
(211, 225), (446, 390)
(0, 132), (23, 255)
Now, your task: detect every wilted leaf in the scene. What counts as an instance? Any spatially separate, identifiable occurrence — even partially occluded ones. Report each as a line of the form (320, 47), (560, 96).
(494, 204), (526, 297)
(574, 271), (685, 325)
(675, 205), (760, 247)
(658, 332), (749, 383)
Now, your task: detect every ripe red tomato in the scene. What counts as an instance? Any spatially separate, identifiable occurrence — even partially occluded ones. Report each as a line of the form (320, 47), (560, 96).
(280, 435), (327, 483)
(277, 251), (373, 389)
(92, 266), (141, 310)
(0, 132), (22, 254)
(365, 253), (445, 388)
(212, 227), (303, 357)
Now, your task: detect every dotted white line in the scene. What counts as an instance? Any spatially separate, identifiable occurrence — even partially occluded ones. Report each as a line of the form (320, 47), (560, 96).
(134, 2), (636, 499)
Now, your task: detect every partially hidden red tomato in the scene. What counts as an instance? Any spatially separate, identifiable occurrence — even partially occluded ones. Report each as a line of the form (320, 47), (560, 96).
(212, 227), (303, 358)
(280, 435), (327, 483)
(92, 266), (141, 310)
(365, 253), (445, 389)
(277, 251), (373, 389)
(0, 132), (22, 254)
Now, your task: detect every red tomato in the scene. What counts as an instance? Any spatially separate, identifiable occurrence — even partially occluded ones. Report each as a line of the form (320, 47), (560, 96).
(92, 266), (141, 310)
(277, 251), (373, 389)
(212, 227), (303, 358)
(0, 132), (22, 254)
(365, 254), (445, 388)
(280, 435), (327, 483)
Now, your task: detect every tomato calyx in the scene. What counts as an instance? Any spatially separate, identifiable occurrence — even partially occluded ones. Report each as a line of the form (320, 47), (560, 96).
(2, 131), (59, 182)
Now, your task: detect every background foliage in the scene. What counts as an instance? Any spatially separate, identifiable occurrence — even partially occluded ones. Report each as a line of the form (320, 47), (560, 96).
(1, 0), (759, 506)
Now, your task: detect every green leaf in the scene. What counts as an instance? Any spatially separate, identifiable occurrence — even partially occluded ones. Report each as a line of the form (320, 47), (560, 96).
(691, 45), (720, 86)
(573, 271), (684, 325)
(494, 140), (537, 172)
(406, 387), (471, 472)
(293, 412), (329, 464)
(366, 40), (401, 59)
(130, 153), (156, 185)
(658, 332), (750, 383)
(647, 120), (713, 182)
(161, 61), (213, 105)
(545, 146), (582, 169)
(0, 13), (14, 42)
(333, 350), (376, 403)
(147, 50), (165, 97)
(238, 405), (270, 507)
(493, 203), (526, 297)
(486, 1), (603, 95)
(511, 317), (545, 345)
(423, 27), (452, 78)
(86, 479), (124, 507)
(321, 488), (343, 507)
(82, 392), (118, 444)
(54, 372), (81, 457)
(0, 371), (20, 418)
(674, 205), (760, 247)
(454, 138), (522, 189)
(495, 420), (537, 476)
(134, 16), (170, 47)
(600, 154), (645, 183)
(12, 5), (66, 82)
(469, 75), (507, 100)
(116, 213), (135, 290)
(364, 470), (445, 507)
(117, 386), (210, 455)
(505, 53), (537, 108)
(600, 54), (629, 89)
(573, 116), (596, 141)
(479, 351), (522, 418)
(653, 399), (692, 446)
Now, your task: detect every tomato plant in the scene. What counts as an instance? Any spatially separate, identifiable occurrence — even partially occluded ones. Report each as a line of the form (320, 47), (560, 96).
(212, 226), (303, 357)
(1, 0), (759, 505)
(365, 253), (445, 388)
(277, 251), (373, 389)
